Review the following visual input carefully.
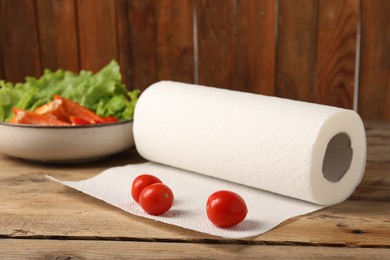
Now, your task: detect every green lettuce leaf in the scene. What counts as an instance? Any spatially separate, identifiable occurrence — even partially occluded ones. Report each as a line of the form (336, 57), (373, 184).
(0, 60), (139, 122)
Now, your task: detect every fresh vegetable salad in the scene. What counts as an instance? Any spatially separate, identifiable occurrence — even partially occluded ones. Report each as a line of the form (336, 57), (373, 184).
(0, 60), (139, 124)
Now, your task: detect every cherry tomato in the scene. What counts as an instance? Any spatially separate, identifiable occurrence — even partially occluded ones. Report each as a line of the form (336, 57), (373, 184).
(131, 174), (162, 203)
(206, 190), (247, 227)
(139, 183), (174, 216)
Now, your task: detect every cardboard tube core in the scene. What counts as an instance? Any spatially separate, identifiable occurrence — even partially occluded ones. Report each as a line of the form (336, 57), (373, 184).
(322, 133), (353, 183)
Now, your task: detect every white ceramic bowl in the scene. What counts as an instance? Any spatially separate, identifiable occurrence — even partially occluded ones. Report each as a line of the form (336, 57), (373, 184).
(0, 120), (134, 163)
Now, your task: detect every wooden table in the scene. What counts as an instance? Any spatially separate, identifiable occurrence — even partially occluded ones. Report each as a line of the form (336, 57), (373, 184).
(1, 122), (389, 259)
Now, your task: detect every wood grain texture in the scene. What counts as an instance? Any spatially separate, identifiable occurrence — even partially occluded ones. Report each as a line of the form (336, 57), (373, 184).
(0, 122), (389, 248)
(125, 0), (158, 90)
(77, 0), (117, 72)
(0, 0), (4, 80)
(353, 168), (390, 201)
(1, 199), (388, 247)
(0, 51), (3, 80)
(316, 0), (359, 109)
(36, 0), (79, 73)
(345, 123), (390, 201)
(0, 1), (389, 120)
(234, 0), (276, 95)
(0, 0), (41, 82)
(358, 0), (390, 120)
(364, 121), (390, 163)
(115, 0), (131, 88)
(275, 0), (317, 102)
(197, 0), (276, 93)
(157, 0), (194, 84)
(197, 0), (235, 89)
(1, 239), (389, 259)
(0, 2), (4, 80)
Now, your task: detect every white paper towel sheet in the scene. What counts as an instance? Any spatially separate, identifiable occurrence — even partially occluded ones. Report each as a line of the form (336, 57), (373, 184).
(47, 162), (321, 239)
(48, 81), (367, 239)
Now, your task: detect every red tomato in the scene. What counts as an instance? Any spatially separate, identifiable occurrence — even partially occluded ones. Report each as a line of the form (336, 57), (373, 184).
(131, 174), (162, 203)
(206, 190), (247, 227)
(139, 183), (174, 216)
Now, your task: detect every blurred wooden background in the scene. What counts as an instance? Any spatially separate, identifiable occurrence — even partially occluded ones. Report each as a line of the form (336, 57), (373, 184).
(0, 0), (389, 120)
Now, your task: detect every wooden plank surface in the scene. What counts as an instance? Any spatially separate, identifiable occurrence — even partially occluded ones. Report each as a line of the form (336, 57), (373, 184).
(358, 0), (390, 120)
(0, 1), (390, 120)
(0, 51), (3, 80)
(1, 165), (388, 246)
(0, 1), (4, 80)
(316, 0), (359, 109)
(197, 0), (276, 93)
(157, 0), (194, 84)
(197, 0), (235, 89)
(1, 198), (388, 247)
(117, 0), (193, 90)
(0, 122), (389, 250)
(115, 0), (131, 88)
(77, 0), (118, 72)
(234, 0), (276, 95)
(0, 0), (389, 120)
(0, 47), (3, 81)
(36, 0), (79, 73)
(275, 0), (317, 102)
(1, 239), (389, 259)
(0, 0), (41, 82)
(125, 0), (158, 90)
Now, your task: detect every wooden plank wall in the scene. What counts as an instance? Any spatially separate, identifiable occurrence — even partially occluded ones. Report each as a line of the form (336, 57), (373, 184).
(0, 0), (389, 120)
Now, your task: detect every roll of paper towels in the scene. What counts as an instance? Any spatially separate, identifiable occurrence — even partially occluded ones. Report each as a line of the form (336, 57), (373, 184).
(134, 81), (366, 205)
(50, 80), (367, 239)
